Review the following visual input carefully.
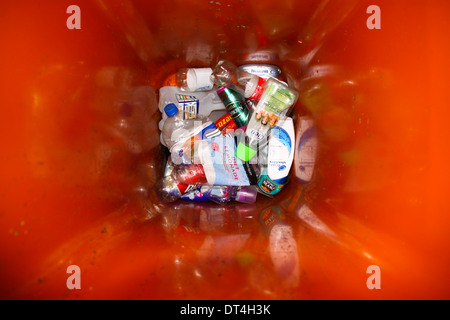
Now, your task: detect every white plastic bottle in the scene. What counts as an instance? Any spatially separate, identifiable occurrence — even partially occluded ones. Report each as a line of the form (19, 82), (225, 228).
(257, 117), (295, 196)
(158, 86), (226, 135)
(161, 103), (212, 149)
(176, 68), (214, 92)
(161, 103), (183, 148)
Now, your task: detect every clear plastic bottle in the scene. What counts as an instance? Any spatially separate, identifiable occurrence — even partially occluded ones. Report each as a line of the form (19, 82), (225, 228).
(161, 103), (212, 149)
(156, 157), (197, 203)
(199, 186), (258, 205)
(155, 175), (190, 203)
(176, 68), (214, 92)
(211, 60), (266, 100)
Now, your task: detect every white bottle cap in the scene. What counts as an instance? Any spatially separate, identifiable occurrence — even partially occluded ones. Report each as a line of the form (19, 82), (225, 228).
(186, 68), (214, 91)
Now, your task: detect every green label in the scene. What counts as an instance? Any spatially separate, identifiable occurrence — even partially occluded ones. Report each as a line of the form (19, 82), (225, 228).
(263, 86), (294, 115)
(218, 86), (249, 127)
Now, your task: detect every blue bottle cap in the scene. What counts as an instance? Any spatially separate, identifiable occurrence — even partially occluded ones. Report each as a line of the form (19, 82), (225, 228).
(164, 103), (179, 117)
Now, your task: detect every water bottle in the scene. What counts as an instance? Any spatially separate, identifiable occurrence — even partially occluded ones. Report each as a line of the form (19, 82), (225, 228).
(176, 68), (214, 92)
(211, 60), (266, 101)
(161, 103), (211, 149)
(199, 186), (258, 205)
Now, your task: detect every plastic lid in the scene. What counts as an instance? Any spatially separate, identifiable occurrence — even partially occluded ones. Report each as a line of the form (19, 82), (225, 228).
(187, 68), (214, 91)
(235, 186), (257, 203)
(164, 103), (179, 117)
(236, 142), (257, 162)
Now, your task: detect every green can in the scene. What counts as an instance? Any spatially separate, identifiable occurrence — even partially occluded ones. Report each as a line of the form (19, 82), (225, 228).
(217, 85), (249, 128)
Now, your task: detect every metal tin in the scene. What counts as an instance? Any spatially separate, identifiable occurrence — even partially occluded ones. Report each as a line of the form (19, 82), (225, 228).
(239, 64), (282, 80)
(216, 85), (250, 128)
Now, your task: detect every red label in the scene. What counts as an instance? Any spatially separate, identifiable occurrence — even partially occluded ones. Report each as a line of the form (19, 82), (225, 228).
(222, 119), (238, 134)
(214, 113), (237, 133)
(248, 77), (266, 100)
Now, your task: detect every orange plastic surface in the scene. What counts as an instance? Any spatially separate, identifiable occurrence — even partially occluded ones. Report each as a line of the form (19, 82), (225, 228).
(0, 0), (449, 299)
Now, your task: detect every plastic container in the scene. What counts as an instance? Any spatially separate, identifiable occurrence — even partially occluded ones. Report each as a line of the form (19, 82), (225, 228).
(200, 185), (258, 204)
(236, 77), (299, 162)
(257, 117), (295, 196)
(175, 67), (214, 92)
(172, 135), (259, 186)
(160, 103), (183, 148)
(155, 156), (197, 203)
(158, 86), (226, 139)
(1, 0), (448, 300)
(212, 60), (266, 100)
(161, 103), (214, 149)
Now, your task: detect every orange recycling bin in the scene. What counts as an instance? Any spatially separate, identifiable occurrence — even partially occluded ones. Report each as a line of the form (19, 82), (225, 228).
(0, 0), (449, 300)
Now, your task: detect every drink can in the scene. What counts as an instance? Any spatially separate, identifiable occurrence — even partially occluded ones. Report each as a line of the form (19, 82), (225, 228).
(217, 85), (250, 128)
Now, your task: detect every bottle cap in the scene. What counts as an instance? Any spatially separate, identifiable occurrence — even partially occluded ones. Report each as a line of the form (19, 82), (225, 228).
(186, 68), (214, 91)
(235, 186), (257, 203)
(236, 142), (257, 162)
(164, 103), (179, 117)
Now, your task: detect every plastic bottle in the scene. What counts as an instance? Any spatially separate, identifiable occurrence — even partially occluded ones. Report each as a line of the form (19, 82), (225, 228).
(175, 68), (214, 92)
(155, 175), (190, 203)
(199, 186), (258, 205)
(170, 136), (259, 187)
(158, 86), (226, 138)
(257, 117), (295, 197)
(169, 113), (236, 165)
(236, 78), (299, 162)
(211, 60), (266, 101)
(161, 103), (215, 149)
(156, 156), (197, 203)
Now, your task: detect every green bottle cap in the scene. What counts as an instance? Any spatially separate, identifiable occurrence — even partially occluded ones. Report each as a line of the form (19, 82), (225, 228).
(236, 142), (257, 162)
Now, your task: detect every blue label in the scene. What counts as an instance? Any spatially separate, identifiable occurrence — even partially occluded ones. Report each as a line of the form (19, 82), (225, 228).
(176, 94), (199, 120)
(179, 188), (209, 201)
(272, 126), (291, 151)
